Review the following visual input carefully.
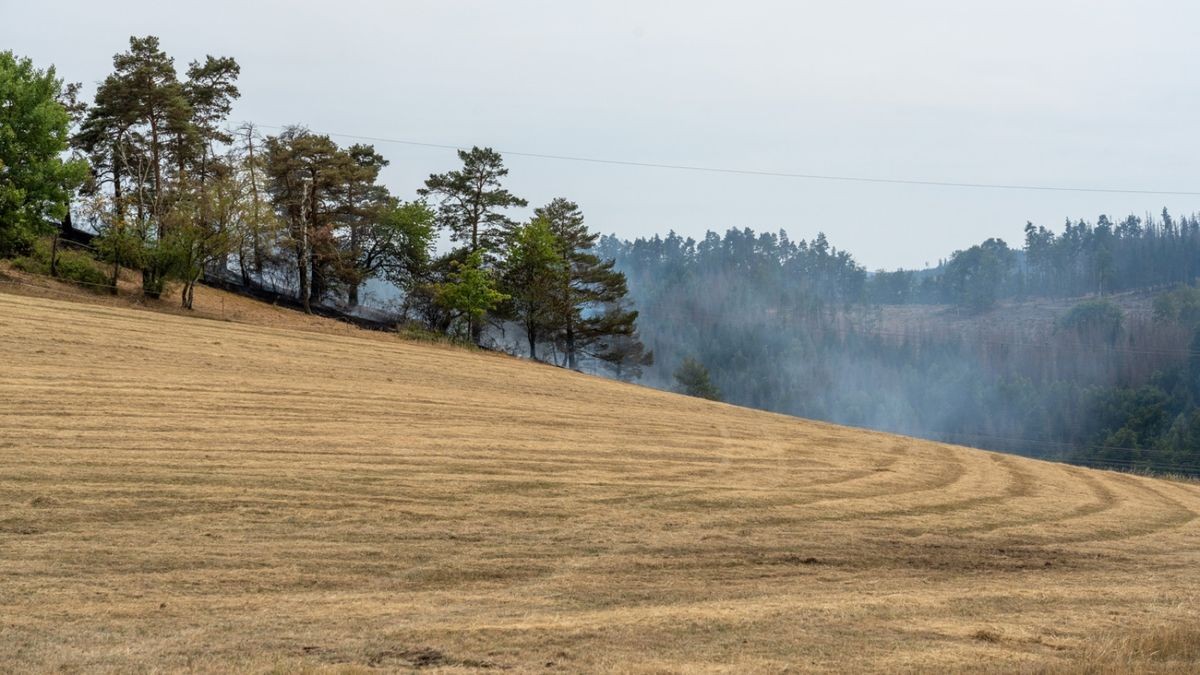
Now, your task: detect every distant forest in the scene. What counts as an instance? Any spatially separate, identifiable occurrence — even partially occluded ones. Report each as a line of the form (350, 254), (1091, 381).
(596, 217), (1200, 475)
(872, 210), (1200, 308)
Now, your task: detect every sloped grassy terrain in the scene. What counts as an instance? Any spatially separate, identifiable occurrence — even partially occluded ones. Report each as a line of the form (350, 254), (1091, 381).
(2, 291), (1199, 673)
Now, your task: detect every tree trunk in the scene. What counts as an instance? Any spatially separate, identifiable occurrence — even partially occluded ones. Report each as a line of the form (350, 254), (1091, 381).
(143, 268), (160, 298)
(566, 326), (577, 370)
(307, 176), (322, 307)
(49, 234), (60, 278)
(246, 130), (265, 279)
(112, 144), (124, 224)
(149, 113), (162, 232)
(471, 179), (483, 251)
(527, 321), (537, 361)
(297, 179), (312, 314)
(310, 251), (324, 306)
(181, 279), (195, 309)
(348, 183), (361, 306)
(297, 250), (310, 314)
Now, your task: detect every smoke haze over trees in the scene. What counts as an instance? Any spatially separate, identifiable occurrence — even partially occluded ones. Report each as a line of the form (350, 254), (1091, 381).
(597, 218), (1200, 475)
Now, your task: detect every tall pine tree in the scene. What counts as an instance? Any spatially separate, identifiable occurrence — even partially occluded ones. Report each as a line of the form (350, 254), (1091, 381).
(535, 198), (645, 371)
(418, 147), (526, 255)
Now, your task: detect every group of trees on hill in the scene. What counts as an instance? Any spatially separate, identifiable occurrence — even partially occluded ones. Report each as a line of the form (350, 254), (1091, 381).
(413, 151), (649, 373)
(0, 38), (648, 374)
(69, 36), (245, 304)
(255, 125), (433, 314)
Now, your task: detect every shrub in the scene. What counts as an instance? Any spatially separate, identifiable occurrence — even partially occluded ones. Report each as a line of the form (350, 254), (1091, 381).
(673, 357), (722, 401)
(1060, 298), (1123, 344)
(0, 226), (37, 259)
(9, 238), (52, 274)
(53, 248), (110, 289)
(1153, 285), (1200, 326)
(10, 254), (48, 275)
(9, 237), (110, 291)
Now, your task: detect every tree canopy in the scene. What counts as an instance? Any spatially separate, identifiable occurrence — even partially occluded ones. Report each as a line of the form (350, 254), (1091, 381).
(0, 51), (87, 255)
(673, 357), (721, 401)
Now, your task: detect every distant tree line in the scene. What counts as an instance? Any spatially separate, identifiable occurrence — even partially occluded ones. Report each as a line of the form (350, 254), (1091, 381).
(599, 211), (1200, 316)
(869, 210), (1200, 311)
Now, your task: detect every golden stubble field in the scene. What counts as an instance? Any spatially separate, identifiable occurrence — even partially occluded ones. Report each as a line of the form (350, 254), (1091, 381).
(2, 287), (1200, 673)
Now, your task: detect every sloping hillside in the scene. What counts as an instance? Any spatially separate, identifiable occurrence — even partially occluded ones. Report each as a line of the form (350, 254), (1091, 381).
(2, 290), (1199, 673)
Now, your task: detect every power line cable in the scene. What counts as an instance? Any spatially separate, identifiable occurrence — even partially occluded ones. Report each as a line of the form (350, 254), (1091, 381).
(250, 122), (1200, 197)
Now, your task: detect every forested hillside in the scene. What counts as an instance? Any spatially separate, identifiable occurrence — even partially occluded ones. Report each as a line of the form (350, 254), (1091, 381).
(597, 221), (1200, 475)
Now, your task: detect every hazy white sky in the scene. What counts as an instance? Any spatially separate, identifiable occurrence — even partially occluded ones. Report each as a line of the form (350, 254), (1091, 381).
(4, 0), (1198, 268)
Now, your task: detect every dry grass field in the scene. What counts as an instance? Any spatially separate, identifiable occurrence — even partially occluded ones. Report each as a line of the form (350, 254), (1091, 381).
(3, 284), (1200, 673)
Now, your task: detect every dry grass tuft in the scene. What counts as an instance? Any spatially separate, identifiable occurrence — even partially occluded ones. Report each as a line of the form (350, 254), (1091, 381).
(973, 629), (1003, 644)
(1028, 624), (1200, 674)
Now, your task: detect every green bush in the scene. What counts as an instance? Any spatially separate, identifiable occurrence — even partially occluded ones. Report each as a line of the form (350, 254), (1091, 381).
(54, 248), (110, 289)
(10, 238), (52, 274)
(1153, 286), (1200, 326)
(10, 254), (48, 275)
(398, 322), (476, 348)
(0, 226), (37, 258)
(1060, 298), (1124, 344)
(9, 237), (110, 290)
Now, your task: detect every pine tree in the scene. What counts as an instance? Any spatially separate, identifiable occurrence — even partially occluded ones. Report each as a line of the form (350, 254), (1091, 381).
(336, 143), (390, 305)
(535, 198), (644, 370)
(263, 127), (342, 313)
(419, 147), (526, 343)
(595, 316), (654, 381)
(673, 357), (721, 401)
(418, 147), (527, 255)
(231, 122), (277, 285)
(75, 36), (239, 298)
(181, 55), (240, 183)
